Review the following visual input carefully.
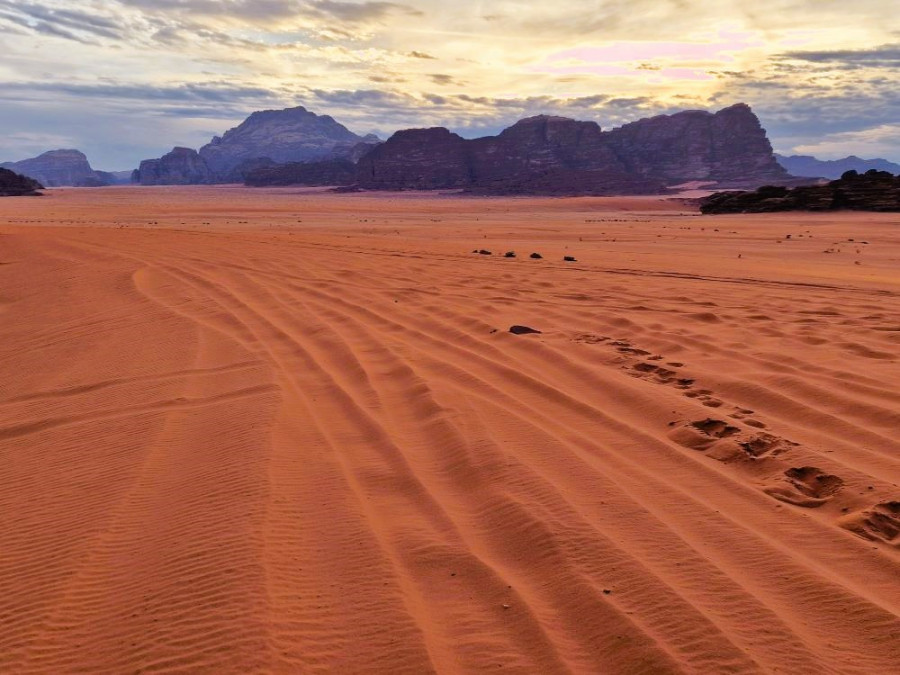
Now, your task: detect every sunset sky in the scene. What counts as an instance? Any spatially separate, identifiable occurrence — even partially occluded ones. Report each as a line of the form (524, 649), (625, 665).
(1, 0), (898, 169)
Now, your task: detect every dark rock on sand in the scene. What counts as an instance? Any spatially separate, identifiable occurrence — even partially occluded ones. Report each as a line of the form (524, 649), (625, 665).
(700, 169), (900, 213)
(509, 325), (542, 335)
(0, 167), (44, 196)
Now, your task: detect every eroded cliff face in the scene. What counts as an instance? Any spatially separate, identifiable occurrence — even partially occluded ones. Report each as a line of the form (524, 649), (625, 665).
(355, 104), (788, 194)
(134, 147), (214, 186)
(356, 128), (472, 189)
(604, 103), (788, 185)
(1, 150), (108, 187)
(354, 119), (647, 194)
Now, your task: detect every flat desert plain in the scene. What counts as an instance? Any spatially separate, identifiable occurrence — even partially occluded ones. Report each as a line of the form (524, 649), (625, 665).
(1, 186), (899, 674)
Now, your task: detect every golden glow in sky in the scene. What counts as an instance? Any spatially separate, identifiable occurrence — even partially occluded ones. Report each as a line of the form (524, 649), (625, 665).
(0, 0), (897, 168)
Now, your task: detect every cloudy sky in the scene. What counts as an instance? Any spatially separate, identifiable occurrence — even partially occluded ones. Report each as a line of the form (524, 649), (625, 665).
(1, 0), (898, 169)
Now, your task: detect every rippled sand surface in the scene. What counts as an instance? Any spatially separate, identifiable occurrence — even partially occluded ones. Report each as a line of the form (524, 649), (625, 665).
(1, 186), (899, 673)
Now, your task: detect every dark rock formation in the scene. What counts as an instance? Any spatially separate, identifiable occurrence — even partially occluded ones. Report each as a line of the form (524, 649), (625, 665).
(0, 167), (43, 196)
(198, 106), (378, 181)
(357, 120), (666, 195)
(357, 104), (788, 194)
(776, 154), (900, 179)
(244, 159), (357, 187)
(509, 325), (542, 335)
(604, 103), (788, 187)
(358, 128), (472, 189)
(700, 170), (900, 213)
(0, 149), (112, 187)
(133, 147), (214, 185)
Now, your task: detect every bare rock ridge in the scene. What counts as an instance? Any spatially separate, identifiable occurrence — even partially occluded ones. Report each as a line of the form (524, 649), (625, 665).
(351, 103), (791, 194)
(700, 169), (900, 213)
(776, 154), (900, 179)
(0, 167), (44, 196)
(136, 102), (791, 193)
(133, 147), (214, 186)
(133, 106), (380, 184)
(604, 103), (788, 186)
(0, 149), (117, 187)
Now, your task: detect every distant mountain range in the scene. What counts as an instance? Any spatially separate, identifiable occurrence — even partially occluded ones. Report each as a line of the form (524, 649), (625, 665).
(0, 150), (129, 187)
(7, 104), (897, 195)
(157, 102), (799, 194)
(775, 154), (900, 179)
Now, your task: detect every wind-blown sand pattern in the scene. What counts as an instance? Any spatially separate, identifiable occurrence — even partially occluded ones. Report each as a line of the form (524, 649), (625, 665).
(1, 186), (899, 673)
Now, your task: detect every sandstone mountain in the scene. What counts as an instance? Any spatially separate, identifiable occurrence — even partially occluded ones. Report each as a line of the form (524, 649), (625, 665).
(776, 154), (900, 179)
(700, 169), (900, 213)
(0, 167), (44, 196)
(133, 147), (214, 186)
(0, 149), (114, 187)
(604, 103), (788, 186)
(354, 104), (790, 194)
(133, 106), (379, 184)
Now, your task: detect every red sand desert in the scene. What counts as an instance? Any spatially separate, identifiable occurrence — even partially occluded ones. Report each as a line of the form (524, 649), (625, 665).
(1, 186), (899, 673)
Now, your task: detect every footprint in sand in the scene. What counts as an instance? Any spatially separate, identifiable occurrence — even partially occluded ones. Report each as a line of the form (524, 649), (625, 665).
(669, 420), (798, 464)
(738, 433), (798, 459)
(630, 362), (680, 385)
(667, 418), (741, 452)
(839, 501), (900, 546)
(763, 467), (844, 507)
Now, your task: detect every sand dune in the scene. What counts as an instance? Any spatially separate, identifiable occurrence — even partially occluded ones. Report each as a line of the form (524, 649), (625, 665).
(1, 186), (899, 673)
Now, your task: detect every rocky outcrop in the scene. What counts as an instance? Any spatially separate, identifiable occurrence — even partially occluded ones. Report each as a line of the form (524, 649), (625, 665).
(604, 103), (789, 187)
(0, 167), (43, 196)
(700, 170), (900, 213)
(356, 118), (664, 194)
(133, 147), (214, 185)
(135, 106), (378, 184)
(776, 154), (900, 179)
(244, 159), (357, 187)
(0, 149), (112, 187)
(356, 104), (788, 194)
(197, 106), (378, 181)
(357, 128), (472, 189)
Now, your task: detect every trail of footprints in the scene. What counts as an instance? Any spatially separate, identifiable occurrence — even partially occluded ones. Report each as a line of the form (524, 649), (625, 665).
(571, 333), (900, 548)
